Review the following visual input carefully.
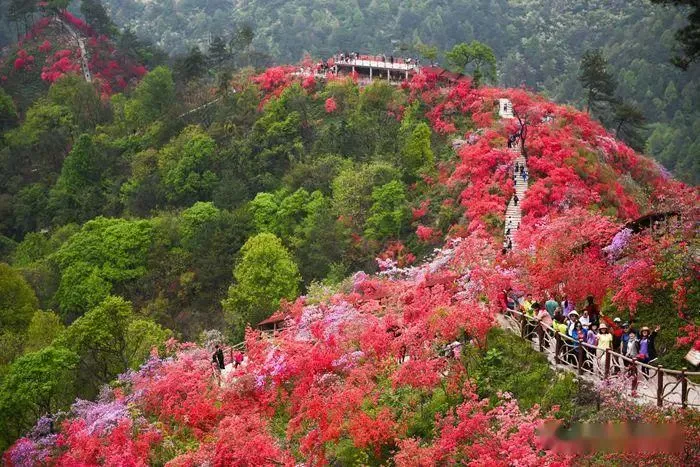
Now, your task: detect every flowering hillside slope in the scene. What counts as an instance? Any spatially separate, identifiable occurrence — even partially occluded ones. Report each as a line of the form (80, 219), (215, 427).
(4, 69), (699, 466)
(0, 12), (146, 103)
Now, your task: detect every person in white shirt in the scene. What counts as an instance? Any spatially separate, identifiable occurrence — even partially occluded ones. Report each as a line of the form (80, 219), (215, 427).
(566, 310), (579, 335)
(579, 310), (591, 328)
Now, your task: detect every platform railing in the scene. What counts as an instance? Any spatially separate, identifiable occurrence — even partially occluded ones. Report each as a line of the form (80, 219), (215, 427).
(500, 309), (700, 408)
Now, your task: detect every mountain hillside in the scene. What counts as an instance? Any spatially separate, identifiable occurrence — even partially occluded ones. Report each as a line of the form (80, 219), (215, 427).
(0, 10), (146, 110)
(100, 0), (700, 183)
(3, 66), (698, 465)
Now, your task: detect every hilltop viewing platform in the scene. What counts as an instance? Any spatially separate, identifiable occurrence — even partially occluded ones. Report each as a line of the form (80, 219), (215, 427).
(298, 53), (475, 86)
(307, 53), (422, 83)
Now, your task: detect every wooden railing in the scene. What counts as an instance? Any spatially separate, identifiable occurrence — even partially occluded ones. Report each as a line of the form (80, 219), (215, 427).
(500, 309), (700, 409)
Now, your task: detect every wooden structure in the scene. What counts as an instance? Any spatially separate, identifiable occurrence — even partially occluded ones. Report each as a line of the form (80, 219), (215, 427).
(257, 312), (287, 333)
(623, 211), (681, 234)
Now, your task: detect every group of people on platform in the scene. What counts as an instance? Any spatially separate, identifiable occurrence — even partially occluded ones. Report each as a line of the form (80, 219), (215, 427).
(501, 290), (662, 373)
(335, 52), (419, 66)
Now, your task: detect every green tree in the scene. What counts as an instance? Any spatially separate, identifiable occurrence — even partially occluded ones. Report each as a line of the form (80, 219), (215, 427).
(612, 102), (647, 151)
(364, 180), (409, 241)
(0, 346), (78, 451)
(25, 310), (65, 352)
(49, 134), (110, 224)
(231, 23), (255, 65)
(0, 330), (24, 367)
(250, 85), (305, 189)
(651, 0), (700, 69)
(158, 125), (218, 204)
(11, 184), (50, 237)
(4, 99), (76, 177)
(11, 232), (50, 266)
(7, 0), (36, 37)
(446, 41), (497, 85)
(116, 28), (168, 68)
(400, 121), (434, 181)
(578, 49), (617, 115)
(222, 233), (300, 335)
(0, 87), (18, 131)
(123, 66), (176, 127)
(47, 74), (106, 132)
(120, 148), (164, 216)
(208, 35), (230, 67)
(415, 41), (439, 62)
(176, 46), (207, 81)
(249, 191), (281, 234)
(293, 192), (347, 283)
(283, 155), (351, 195)
(179, 201), (221, 248)
(57, 295), (170, 395)
(0, 262), (38, 332)
(80, 0), (116, 36)
(331, 162), (400, 232)
(51, 217), (154, 318)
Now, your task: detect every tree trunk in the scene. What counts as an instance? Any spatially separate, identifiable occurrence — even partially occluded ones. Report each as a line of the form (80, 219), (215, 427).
(586, 88), (592, 114)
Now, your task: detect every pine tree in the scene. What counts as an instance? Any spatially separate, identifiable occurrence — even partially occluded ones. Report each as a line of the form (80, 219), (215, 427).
(446, 41), (497, 86)
(177, 46), (207, 81)
(651, 0), (700, 69)
(612, 102), (646, 151)
(7, 0), (36, 37)
(80, 0), (116, 36)
(578, 49), (617, 115)
(208, 35), (230, 68)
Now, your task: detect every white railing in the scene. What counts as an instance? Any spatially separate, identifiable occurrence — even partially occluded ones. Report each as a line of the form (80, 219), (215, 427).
(333, 56), (419, 72)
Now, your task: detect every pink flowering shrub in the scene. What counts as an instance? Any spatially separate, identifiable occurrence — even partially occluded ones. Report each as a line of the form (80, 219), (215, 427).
(4, 16), (147, 95)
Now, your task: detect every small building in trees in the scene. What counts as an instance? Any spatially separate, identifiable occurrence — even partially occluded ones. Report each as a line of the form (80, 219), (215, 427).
(257, 312), (287, 333)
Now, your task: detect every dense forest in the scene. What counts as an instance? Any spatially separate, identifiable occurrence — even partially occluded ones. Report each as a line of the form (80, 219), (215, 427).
(89, 0), (700, 184)
(0, 0), (698, 462)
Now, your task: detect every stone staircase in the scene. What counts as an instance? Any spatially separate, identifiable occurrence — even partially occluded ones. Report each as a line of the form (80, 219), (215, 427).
(54, 17), (92, 83)
(498, 98), (514, 119)
(499, 98), (526, 251)
(504, 147), (527, 250)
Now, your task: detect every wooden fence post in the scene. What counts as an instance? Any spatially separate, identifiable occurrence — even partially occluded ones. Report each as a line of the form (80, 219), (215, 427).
(537, 325), (544, 353)
(631, 359), (639, 396)
(656, 366), (663, 407)
(520, 314), (526, 339)
(554, 332), (561, 364)
(681, 368), (688, 409)
(604, 349), (611, 379)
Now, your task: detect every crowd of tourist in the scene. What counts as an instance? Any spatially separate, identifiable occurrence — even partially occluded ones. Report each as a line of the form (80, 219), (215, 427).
(500, 290), (662, 373)
(332, 52), (421, 66)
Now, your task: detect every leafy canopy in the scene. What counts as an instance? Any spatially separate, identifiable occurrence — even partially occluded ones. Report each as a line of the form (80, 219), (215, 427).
(0, 262), (39, 332)
(223, 232), (300, 334)
(446, 41), (497, 85)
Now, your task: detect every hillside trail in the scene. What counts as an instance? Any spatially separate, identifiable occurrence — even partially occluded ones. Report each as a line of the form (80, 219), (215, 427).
(54, 16), (92, 83)
(495, 98), (700, 409)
